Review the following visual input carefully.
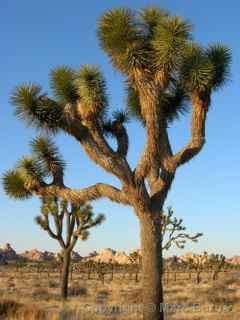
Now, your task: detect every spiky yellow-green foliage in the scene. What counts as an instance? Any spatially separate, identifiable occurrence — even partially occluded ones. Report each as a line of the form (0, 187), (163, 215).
(97, 8), (146, 73)
(181, 44), (231, 94)
(3, 136), (65, 199)
(30, 136), (65, 175)
(11, 84), (63, 132)
(50, 66), (77, 104)
(103, 110), (129, 136)
(152, 16), (192, 73)
(75, 65), (108, 120)
(9, 6), (231, 133)
(206, 44), (231, 89)
(139, 6), (169, 36)
(2, 170), (32, 199)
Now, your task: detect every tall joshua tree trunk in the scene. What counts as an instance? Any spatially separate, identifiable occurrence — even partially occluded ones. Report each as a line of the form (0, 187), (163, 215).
(61, 249), (71, 300)
(140, 212), (164, 320)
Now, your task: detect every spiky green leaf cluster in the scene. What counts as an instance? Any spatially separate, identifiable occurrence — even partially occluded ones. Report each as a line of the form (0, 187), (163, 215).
(2, 137), (65, 200)
(103, 110), (130, 136)
(2, 170), (32, 199)
(152, 16), (192, 72)
(11, 84), (63, 132)
(16, 157), (45, 188)
(3, 158), (43, 200)
(30, 136), (65, 175)
(139, 6), (169, 36)
(181, 46), (214, 93)
(206, 45), (231, 89)
(35, 215), (49, 230)
(181, 44), (231, 94)
(98, 8), (149, 73)
(75, 65), (108, 117)
(50, 66), (78, 104)
(98, 8), (139, 56)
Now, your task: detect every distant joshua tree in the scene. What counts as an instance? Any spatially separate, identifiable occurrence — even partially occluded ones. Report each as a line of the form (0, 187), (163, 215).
(3, 137), (104, 300)
(185, 251), (209, 284)
(3, 5), (231, 320)
(208, 253), (226, 281)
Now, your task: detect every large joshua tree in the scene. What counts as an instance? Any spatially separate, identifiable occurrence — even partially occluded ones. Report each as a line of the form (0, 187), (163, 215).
(3, 6), (230, 320)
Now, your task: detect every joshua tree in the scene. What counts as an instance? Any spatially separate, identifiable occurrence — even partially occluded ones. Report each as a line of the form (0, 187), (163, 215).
(129, 250), (142, 264)
(3, 6), (230, 320)
(208, 254), (226, 281)
(37, 196), (104, 299)
(3, 136), (104, 300)
(184, 251), (209, 284)
(161, 207), (202, 251)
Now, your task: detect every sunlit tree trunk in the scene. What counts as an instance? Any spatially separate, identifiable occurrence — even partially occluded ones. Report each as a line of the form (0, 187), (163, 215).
(61, 249), (71, 300)
(139, 211), (164, 320)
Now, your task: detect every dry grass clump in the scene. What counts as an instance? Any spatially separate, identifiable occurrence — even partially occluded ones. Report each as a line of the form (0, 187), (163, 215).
(48, 280), (59, 289)
(200, 281), (238, 306)
(96, 289), (110, 303)
(9, 307), (50, 320)
(119, 288), (142, 304)
(69, 285), (88, 297)
(0, 299), (22, 317)
(32, 288), (52, 301)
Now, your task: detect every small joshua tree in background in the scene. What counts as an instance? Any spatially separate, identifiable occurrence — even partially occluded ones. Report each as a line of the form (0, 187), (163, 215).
(36, 196), (104, 299)
(185, 251), (209, 284)
(3, 136), (104, 300)
(129, 250), (142, 264)
(161, 207), (202, 251)
(208, 254), (226, 281)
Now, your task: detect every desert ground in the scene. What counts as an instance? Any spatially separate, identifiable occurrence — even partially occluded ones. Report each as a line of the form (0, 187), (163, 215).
(0, 264), (239, 320)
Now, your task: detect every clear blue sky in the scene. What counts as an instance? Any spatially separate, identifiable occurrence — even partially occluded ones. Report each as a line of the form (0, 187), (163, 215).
(0, 1), (239, 257)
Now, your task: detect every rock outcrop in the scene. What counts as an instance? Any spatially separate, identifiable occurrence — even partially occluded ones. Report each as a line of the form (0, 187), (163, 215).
(88, 248), (131, 264)
(0, 243), (19, 262)
(227, 256), (240, 265)
(71, 251), (82, 261)
(0, 243), (239, 266)
(21, 249), (55, 262)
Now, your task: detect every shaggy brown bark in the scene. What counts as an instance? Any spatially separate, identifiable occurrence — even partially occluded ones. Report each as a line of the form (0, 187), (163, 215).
(61, 249), (71, 300)
(139, 213), (164, 320)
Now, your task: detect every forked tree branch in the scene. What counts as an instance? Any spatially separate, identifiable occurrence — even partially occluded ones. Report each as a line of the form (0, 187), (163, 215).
(36, 183), (130, 205)
(64, 113), (133, 185)
(146, 92), (210, 208)
(171, 93), (209, 167)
